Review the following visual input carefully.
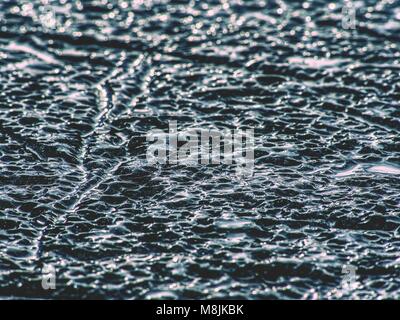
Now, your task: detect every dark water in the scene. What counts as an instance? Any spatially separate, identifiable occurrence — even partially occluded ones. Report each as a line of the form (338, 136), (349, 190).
(0, 0), (399, 299)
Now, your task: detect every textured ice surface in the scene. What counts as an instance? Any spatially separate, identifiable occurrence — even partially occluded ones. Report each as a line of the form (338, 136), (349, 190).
(0, 0), (399, 299)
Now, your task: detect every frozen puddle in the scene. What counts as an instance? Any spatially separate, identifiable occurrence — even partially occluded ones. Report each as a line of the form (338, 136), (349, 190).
(336, 164), (400, 177)
(367, 165), (400, 175)
(288, 57), (348, 69)
(335, 164), (363, 177)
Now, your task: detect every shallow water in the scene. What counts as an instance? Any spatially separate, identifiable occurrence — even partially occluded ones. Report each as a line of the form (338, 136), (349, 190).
(0, 0), (399, 299)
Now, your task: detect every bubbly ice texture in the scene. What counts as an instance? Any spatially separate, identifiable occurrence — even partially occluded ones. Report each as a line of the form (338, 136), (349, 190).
(0, 0), (399, 300)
